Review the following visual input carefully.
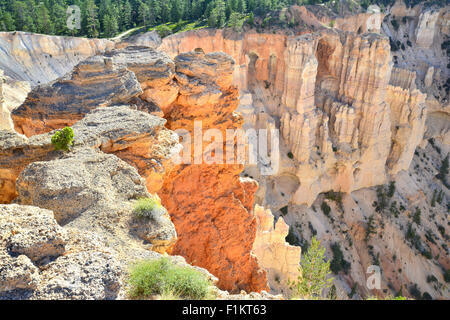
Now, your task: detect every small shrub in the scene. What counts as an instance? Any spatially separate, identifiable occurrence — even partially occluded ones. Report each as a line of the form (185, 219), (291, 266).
(288, 237), (333, 299)
(437, 154), (449, 188)
(287, 151), (294, 159)
(409, 283), (422, 300)
(133, 196), (166, 220)
(51, 127), (74, 151)
(321, 201), (331, 217)
(324, 190), (343, 210)
(387, 181), (395, 198)
(365, 215), (376, 242)
(155, 24), (172, 38)
(128, 258), (212, 299)
(285, 226), (300, 246)
(391, 19), (399, 31)
(422, 292), (432, 300)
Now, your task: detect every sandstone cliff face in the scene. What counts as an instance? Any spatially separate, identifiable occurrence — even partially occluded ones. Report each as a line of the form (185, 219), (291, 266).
(3, 44), (273, 293)
(160, 28), (425, 207)
(382, 1), (449, 145)
(0, 204), (122, 299)
(0, 105), (219, 299)
(252, 205), (301, 296)
(158, 51), (269, 293)
(0, 31), (113, 87)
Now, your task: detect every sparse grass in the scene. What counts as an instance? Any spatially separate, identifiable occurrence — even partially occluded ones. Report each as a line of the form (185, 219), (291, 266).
(133, 196), (166, 220)
(128, 258), (213, 300)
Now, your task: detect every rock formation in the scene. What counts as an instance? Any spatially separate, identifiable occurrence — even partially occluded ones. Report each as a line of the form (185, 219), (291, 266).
(159, 27), (425, 207)
(16, 147), (177, 253)
(11, 56), (142, 136)
(0, 1), (448, 300)
(159, 50), (269, 293)
(252, 205), (301, 296)
(0, 31), (113, 86)
(0, 70), (30, 131)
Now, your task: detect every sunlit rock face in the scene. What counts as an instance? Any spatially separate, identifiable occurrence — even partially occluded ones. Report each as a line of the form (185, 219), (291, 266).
(252, 205), (301, 296)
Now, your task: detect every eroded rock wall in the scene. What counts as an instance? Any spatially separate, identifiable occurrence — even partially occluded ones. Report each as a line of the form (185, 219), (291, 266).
(160, 28), (426, 207)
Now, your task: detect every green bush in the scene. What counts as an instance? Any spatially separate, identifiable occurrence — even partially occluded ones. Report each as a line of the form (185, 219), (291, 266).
(155, 24), (172, 38)
(133, 196), (166, 220)
(444, 269), (450, 283)
(51, 127), (74, 151)
(128, 258), (212, 299)
(280, 206), (288, 216)
(412, 207), (421, 225)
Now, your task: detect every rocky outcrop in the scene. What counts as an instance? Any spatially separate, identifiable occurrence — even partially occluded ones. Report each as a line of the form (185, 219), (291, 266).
(0, 70), (30, 131)
(10, 46), (181, 137)
(0, 31), (113, 87)
(159, 50), (269, 293)
(11, 56), (142, 136)
(1, 105), (181, 203)
(104, 46), (179, 110)
(252, 205), (301, 296)
(0, 204), (121, 299)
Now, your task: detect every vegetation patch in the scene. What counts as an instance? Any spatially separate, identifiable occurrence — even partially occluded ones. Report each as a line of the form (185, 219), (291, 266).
(133, 195), (166, 220)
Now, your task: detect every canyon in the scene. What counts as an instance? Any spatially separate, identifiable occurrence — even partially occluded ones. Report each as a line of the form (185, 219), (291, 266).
(0, 0), (449, 300)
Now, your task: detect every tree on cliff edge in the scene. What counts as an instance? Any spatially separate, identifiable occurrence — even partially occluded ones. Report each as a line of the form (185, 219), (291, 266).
(288, 236), (334, 299)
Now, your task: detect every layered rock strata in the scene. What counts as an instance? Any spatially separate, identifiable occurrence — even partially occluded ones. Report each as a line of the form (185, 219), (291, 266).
(158, 50), (269, 293)
(1, 105), (181, 204)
